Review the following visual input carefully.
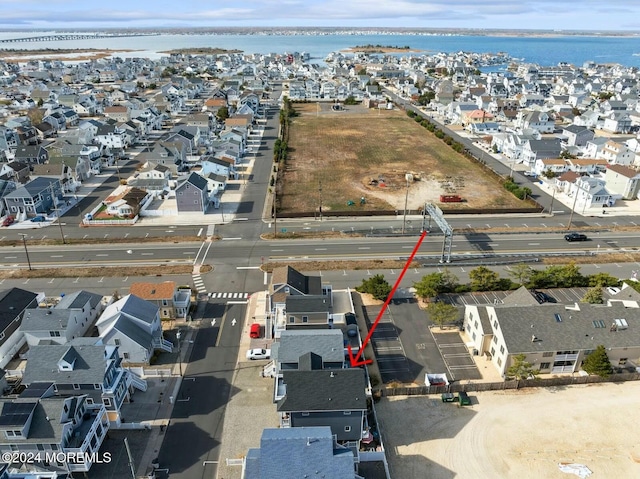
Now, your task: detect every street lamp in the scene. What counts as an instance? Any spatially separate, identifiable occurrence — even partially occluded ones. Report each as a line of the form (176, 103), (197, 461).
(19, 234), (32, 270)
(402, 173), (412, 234)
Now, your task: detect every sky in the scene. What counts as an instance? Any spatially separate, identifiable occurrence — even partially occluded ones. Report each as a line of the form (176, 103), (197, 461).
(0, 0), (639, 31)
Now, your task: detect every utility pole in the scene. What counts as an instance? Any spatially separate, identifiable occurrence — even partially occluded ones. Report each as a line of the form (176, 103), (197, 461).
(567, 181), (581, 230)
(19, 234), (32, 270)
(54, 205), (66, 244)
(402, 174), (412, 234)
(548, 187), (556, 216)
(124, 437), (136, 479)
(318, 179), (323, 221)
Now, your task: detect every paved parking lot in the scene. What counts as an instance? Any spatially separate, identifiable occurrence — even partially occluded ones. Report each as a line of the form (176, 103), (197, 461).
(439, 287), (591, 306)
(431, 331), (482, 381)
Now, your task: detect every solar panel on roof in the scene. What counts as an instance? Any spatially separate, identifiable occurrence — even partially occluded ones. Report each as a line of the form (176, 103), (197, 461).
(0, 402), (37, 427)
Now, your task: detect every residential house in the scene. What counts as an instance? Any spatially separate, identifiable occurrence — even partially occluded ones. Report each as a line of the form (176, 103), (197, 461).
(30, 163), (75, 194)
(0, 394), (109, 473)
(534, 158), (567, 176)
(520, 138), (563, 167)
(604, 164), (640, 200)
(514, 110), (555, 134)
(22, 340), (145, 426)
(602, 112), (632, 134)
(103, 105), (130, 122)
(129, 281), (191, 320)
(104, 187), (148, 218)
(203, 172), (227, 195)
(560, 125), (595, 147)
(565, 158), (608, 175)
(599, 140), (635, 166)
(175, 172), (209, 213)
(13, 145), (48, 165)
(243, 427), (358, 479)
(95, 294), (173, 365)
(0, 161), (30, 184)
(20, 290), (105, 346)
(463, 290), (640, 377)
(3, 177), (63, 219)
(0, 288), (40, 369)
(277, 367), (368, 452)
(569, 176), (613, 210)
(94, 124), (128, 151)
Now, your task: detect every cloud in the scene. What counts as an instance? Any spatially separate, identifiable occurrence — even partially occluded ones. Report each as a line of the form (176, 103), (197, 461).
(0, 0), (639, 28)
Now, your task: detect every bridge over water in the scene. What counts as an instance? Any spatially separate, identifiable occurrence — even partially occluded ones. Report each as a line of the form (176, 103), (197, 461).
(0, 33), (159, 43)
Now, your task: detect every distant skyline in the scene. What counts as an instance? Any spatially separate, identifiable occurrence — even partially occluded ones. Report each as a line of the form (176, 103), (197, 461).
(0, 1), (639, 31)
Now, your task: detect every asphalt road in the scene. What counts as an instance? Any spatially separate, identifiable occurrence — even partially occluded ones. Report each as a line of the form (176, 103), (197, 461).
(3, 231), (636, 269)
(156, 301), (246, 479)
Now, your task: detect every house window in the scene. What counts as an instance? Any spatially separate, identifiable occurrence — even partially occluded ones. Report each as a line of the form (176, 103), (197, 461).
(542, 351), (553, 357)
(497, 357), (502, 367)
(162, 299), (169, 306)
(123, 352), (130, 360)
(344, 426), (351, 432)
(500, 345), (505, 354)
(86, 398), (94, 405)
(466, 323), (471, 332)
(493, 320), (498, 330)
(493, 336), (497, 344)
(471, 332), (476, 341)
(73, 384), (80, 390)
(49, 331), (61, 337)
(94, 384), (101, 390)
(114, 339), (121, 346)
(474, 321), (478, 329)
(540, 362), (551, 370)
(103, 398), (112, 407)
(289, 316), (295, 323)
(619, 358), (628, 366)
(302, 316), (308, 323)
(490, 347), (495, 357)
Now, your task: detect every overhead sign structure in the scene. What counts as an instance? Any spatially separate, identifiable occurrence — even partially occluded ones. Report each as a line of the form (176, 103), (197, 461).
(424, 203), (453, 263)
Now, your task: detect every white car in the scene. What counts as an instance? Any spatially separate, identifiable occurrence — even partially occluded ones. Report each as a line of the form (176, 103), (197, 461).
(246, 348), (271, 360)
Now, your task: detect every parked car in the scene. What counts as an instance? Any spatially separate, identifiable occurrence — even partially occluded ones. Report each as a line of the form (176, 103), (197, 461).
(1, 216), (14, 227)
(30, 215), (46, 222)
(565, 232), (588, 242)
(532, 290), (556, 304)
(246, 348), (271, 360)
(249, 323), (261, 339)
(523, 171), (537, 177)
(457, 391), (471, 406)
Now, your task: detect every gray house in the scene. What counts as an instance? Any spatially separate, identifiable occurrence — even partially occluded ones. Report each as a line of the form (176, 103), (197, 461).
(277, 367), (368, 450)
(2, 177), (63, 218)
(243, 427), (358, 479)
(22, 340), (145, 426)
(0, 392), (110, 473)
(0, 288), (40, 369)
(95, 294), (173, 365)
(175, 172), (209, 213)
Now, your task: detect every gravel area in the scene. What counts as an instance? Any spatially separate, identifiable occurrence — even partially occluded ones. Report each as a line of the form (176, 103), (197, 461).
(376, 381), (640, 479)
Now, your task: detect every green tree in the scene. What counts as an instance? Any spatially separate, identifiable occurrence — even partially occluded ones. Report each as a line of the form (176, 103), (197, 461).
(588, 272), (620, 288)
(581, 287), (604, 304)
(469, 266), (501, 291)
(344, 95), (358, 105)
(530, 263), (587, 289)
(216, 106), (229, 121)
(582, 345), (613, 377)
(506, 353), (539, 381)
(507, 264), (534, 287)
(357, 68), (368, 75)
(356, 274), (392, 301)
(426, 302), (459, 329)
(413, 270), (459, 299)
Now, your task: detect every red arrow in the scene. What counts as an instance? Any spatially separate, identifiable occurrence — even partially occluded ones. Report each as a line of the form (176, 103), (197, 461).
(348, 230), (428, 367)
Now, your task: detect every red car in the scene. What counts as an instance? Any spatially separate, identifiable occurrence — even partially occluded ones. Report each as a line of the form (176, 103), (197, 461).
(249, 323), (261, 338)
(1, 216), (14, 227)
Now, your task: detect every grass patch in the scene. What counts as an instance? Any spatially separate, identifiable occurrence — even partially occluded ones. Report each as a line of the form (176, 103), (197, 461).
(0, 264), (212, 280)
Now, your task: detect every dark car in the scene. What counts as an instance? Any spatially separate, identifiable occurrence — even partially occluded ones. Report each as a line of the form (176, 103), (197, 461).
(30, 215), (46, 223)
(1, 216), (14, 227)
(565, 232), (588, 242)
(532, 291), (556, 304)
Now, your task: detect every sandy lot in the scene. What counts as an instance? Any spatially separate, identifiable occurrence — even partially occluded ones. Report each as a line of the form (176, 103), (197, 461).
(376, 381), (640, 478)
(281, 103), (524, 213)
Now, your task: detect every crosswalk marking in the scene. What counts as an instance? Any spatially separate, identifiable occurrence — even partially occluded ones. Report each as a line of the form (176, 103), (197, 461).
(207, 292), (250, 299)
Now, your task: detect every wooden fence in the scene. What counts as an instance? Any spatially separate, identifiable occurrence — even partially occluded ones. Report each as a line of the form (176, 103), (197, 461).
(379, 372), (640, 397)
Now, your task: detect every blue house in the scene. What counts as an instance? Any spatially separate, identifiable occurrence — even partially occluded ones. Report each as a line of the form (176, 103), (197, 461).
(2, 177), (63, 218)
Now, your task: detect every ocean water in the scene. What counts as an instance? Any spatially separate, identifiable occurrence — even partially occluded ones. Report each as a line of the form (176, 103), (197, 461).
(1, 31), (640, 67)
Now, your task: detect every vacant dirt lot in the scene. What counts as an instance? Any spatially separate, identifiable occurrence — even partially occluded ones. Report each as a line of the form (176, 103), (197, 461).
(280, 103), (524, 213)
(376, 381), (640, 479)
